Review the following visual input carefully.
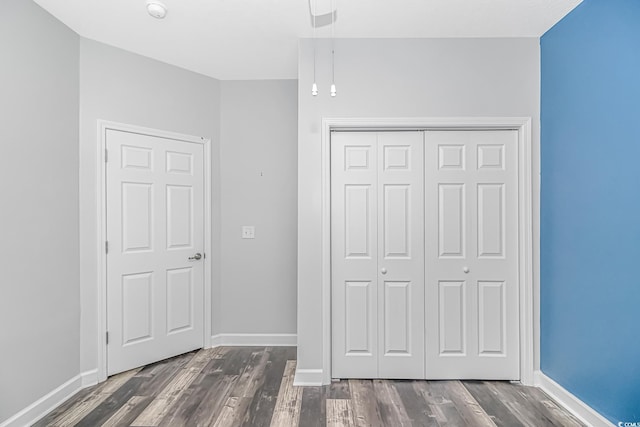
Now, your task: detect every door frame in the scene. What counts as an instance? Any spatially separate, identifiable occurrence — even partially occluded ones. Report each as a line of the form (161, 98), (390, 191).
(321, 117), (535, 385)
(96, 120), (213, 382)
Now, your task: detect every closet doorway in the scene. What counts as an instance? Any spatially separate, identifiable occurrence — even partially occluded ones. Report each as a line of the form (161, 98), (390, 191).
(331, 128), (522, 380)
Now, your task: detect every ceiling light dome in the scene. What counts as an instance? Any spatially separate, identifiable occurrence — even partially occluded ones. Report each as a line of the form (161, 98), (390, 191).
(146, 0), (167, 19)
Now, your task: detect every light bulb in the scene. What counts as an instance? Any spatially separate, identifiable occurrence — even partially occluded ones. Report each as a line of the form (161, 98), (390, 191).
(312, 82), (318, 96)
(330, 83), (337, 97)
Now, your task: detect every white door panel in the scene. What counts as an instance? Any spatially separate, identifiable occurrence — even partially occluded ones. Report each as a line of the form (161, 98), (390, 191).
(438, 280), (466, 355)
(425, 130), (519, 380)
(106, 129), (204, 376)
(332, 133), (379, 378)
(332, 132), (424, 379)
(438, 183), (465, 258)
(377, 132), (424, 378)
(121, 272), (153, 345)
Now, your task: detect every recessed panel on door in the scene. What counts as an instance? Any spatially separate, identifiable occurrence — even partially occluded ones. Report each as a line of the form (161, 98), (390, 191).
(383, 281), (411, 354)
(439, 145), (465, 170)
(345, 281), (375, 355)
(122, 272), (153, 345)
(477, 145), (504, 170)
(383, 185), (410, 258)
(167, 185), (193, 249)
(438, 281), (466, 355)
(122, 145), (152, 170)
(478, 184), (505, 258)
(439, 184), (465, 258)
(478, 281), (506, 355)
(345, 185), (372, 258)
(345, 145), (372, 171)
(166, 267), (194, 334)
(122, 183), (153, 253)
(166, 151), (193, 175)
(384, 146), (410, 170)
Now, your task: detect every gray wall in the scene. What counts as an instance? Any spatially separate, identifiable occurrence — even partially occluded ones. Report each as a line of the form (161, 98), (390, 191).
(0, 7), (298, 422)
(219, 80), (298, 335)
(79, 39), (222, 373)
(0, 0), (80, 422)
(296, 38), (541, 375)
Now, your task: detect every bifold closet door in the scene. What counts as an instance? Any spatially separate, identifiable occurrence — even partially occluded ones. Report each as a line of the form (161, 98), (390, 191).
(331, 131), (425, 379)
(424, 130), (520, 380)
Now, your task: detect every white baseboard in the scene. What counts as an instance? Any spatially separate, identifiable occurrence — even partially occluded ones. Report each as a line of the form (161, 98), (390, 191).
(81, 369), (99, 388)
(1, 334), (297, 427)
(534, 371), (615, 427)
(293, 368), (324, 386)
(0, 373), (84, 427)
(210, 333), (297, 348)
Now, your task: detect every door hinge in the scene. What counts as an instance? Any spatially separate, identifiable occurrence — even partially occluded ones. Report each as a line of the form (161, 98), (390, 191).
(105, 241), (109, 254)
(106, 331), (109, 345)
(105, 148), (108, 163)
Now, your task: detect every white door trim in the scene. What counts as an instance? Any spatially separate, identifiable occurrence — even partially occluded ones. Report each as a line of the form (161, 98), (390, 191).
(320, 117), (535, 385)
(96, 120), (212, 382)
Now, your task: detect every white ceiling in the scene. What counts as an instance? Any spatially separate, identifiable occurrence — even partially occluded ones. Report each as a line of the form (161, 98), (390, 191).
(33, 0), (582, 80)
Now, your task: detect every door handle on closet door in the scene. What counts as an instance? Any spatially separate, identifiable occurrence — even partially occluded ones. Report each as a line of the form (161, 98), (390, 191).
(380, 268), (387, 275)
(463, 266), (469, 273)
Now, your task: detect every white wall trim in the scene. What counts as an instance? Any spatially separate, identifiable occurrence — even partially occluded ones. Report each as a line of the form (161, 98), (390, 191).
(210, 333), (297, 347)
(0, 369), (100, 427)
(318, 117), (537, 385)
(96, 120), (213, 382)
(81, 369), (99, 388)
(293, 369), (324, 387)
(534, 371), (614, 427)
(0, 374), (81, 427)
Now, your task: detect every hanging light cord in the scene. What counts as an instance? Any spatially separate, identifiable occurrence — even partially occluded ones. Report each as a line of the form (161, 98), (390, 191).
(313, 0), (316, 84)
(310, 0), (318, 95)
(330, 0), (337, 96)
(331, 0), (335, 85)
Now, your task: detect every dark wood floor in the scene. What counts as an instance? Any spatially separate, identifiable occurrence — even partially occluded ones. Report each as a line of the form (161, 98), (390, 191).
(36, 347), (585, 427)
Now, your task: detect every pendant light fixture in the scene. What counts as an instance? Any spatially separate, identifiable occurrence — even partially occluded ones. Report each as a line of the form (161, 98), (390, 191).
(330, 0), (337, 97)
(311, 0), (318, 96)
(308, 0), (337, 97)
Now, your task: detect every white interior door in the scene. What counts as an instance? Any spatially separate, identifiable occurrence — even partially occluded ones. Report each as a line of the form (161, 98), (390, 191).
(332, 131), (424, 379)
(106, 129), (204, 376)
(424, 130), (519, 379)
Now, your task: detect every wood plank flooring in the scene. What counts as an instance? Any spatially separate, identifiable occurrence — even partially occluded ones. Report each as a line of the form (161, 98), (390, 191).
(36, 347), (585, 427)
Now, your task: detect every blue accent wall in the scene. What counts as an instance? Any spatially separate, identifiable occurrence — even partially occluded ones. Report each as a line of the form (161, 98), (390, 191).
(541, 0), (640, 424)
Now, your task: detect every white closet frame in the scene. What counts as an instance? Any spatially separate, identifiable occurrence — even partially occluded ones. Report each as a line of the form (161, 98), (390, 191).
(319, 117), (535, 386)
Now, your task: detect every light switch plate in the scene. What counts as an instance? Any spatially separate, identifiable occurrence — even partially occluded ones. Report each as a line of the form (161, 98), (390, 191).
(242, 226), (255, 239)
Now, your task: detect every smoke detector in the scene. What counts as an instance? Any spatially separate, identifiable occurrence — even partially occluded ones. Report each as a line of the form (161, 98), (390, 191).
(146, 0), (167, 19)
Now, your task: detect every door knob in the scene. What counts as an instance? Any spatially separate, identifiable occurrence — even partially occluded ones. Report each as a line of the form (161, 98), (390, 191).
(381, 267), (387, 275)
(189, 253), (202, 261)
(463, 266), (469, 274)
